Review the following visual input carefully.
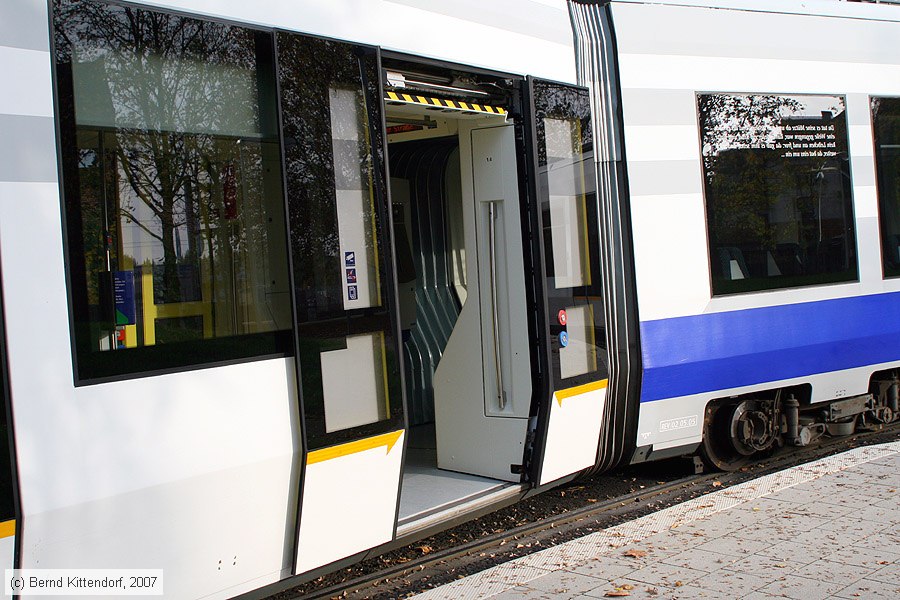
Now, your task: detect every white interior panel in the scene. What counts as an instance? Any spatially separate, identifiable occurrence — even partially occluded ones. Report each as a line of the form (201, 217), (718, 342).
(294, 431), (404, 574)
(539, 386), (606, 486)
(559, 305), (597, 380)
(472, 125), (532, 419)
(549, 195), (588, 289)
(336, 189), (375, 309)
(322, 334), (388, 433)
(434, 121), (528, 482)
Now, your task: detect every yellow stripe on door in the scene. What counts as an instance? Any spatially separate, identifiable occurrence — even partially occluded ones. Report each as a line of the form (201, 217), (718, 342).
(306, 430), (404, 465)
(555, 379), (608, 406)
(0, 520), (14, 539)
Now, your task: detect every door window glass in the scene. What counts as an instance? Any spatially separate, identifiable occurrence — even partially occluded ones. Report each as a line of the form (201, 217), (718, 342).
(533, 80), (606, 386)
(276, 32), (401, 449)
(545, 117), (591, 289)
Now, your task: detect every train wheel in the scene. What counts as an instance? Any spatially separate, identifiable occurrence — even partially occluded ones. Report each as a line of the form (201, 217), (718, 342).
(700, 400), (775, 471)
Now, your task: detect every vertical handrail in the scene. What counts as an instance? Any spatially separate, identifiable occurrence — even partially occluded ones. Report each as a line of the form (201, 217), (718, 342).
(488, 200), (506, 409)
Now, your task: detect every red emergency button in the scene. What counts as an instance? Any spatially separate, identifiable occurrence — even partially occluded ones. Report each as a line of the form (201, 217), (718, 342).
(557, 309), (567, 326)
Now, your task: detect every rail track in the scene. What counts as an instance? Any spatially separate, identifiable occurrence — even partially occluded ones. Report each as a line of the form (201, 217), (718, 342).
(272, 424), (900, 600)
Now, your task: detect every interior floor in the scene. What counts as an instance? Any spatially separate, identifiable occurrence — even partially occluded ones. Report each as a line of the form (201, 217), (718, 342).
(388, 99), (518, 524)
(398, 424), (507, 523)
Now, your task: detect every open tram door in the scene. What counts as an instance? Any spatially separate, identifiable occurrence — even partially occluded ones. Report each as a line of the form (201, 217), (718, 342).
(524, 78), (610, 487)
(381, 61), (535, 533)
(276, 33), (408, 575)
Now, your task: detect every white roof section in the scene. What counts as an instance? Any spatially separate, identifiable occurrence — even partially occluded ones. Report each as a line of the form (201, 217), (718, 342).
(610, 0), (900, 22)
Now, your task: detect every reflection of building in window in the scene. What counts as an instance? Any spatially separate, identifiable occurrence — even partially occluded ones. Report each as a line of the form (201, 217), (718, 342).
(698, 93), (857, 295)
(872, 97), (900, 278)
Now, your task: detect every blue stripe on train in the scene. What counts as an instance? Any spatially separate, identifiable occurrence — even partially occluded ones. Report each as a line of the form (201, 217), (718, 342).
(639, 291), (900, 403)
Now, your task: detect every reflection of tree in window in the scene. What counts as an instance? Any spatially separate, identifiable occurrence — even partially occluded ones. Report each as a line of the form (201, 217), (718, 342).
(699, 93), (856, 294)
(54, 0), (289, 375)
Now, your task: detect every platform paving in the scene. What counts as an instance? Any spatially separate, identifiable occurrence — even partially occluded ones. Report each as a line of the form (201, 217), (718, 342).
(411, 440), (900, 599)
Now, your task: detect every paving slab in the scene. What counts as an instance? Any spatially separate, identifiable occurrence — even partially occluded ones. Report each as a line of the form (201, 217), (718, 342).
(410, 441), (900, 600)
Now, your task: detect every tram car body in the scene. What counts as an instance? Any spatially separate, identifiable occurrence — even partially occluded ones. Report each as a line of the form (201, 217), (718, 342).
(0, 0), (897, 597)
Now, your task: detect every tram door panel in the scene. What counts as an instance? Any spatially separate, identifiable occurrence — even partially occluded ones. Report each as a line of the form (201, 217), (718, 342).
(527, 78), (609, 486)
(276, 33), (405, 574)
(433, 123), (531, 482)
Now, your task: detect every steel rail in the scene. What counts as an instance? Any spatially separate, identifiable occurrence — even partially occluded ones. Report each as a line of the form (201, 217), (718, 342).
(291, 424), (899, 599)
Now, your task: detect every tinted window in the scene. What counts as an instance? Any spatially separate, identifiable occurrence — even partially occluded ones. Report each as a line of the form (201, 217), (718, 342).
(53, 0), (291, 381)
(533, 80), (607, 387)
(872, 97), (900, 278)
(276, 32), (402, 449)
(698, 93), (856, 295)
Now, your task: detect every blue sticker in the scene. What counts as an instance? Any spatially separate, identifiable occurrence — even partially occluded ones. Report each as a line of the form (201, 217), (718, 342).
(345, 251), (356, 267)
(346, 268), (357, 284)
(347, 285), (358, 301)
(559, 331), (569, 348)
(113, 271), (136, 325)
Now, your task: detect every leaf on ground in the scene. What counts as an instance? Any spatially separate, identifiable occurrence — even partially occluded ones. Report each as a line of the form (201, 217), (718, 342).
(620, 584), (635, 590)
(604, 591), (630, 597)
(712, 481), (722, 487)
(674, 580), (684, 587)
(416, 545), (432, 554)
(623, 549), (648, 558)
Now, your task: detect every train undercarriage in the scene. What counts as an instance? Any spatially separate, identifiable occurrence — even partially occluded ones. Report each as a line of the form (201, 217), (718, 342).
(701, 370), (900, 471)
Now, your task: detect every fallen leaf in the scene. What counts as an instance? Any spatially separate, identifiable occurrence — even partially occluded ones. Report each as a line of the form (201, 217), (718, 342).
(604, 592), (630, 597)
(712, 481), (722, 487)
(674, 581), (683, 587)
(417, 545), (432, 554)
(646, 587), (659, 596)
(621, 584), (635, 590)
(623, 549), (648, 558)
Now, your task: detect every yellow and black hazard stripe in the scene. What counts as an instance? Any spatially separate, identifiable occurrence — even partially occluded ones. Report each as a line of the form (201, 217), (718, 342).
(385, 91), (507, 117)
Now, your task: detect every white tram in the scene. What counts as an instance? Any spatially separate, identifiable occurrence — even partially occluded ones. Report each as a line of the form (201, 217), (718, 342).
(0, 0), (898, 598)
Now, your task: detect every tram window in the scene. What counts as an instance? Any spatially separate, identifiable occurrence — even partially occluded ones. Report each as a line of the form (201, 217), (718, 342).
(698, 93), (857, 295)
(53, 0), (292, 381)
(872, 97), (900, 278)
